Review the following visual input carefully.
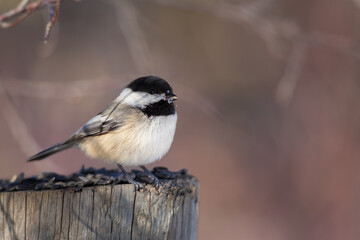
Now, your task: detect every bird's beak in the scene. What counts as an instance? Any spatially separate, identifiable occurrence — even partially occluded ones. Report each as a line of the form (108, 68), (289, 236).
(170, 93), (177, 101)
(166, 93), (177, 102)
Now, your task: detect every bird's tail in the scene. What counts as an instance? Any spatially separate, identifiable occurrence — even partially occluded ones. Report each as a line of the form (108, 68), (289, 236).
(27, 142), (76, 162)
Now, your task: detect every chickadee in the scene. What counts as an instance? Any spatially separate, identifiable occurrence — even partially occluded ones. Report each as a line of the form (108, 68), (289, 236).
(28, 76), (178, 189)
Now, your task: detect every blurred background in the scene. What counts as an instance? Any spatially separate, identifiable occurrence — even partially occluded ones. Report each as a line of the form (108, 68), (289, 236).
(1, 0), (360, 239)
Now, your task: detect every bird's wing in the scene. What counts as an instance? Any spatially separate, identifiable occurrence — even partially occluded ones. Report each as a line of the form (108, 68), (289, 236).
(64, 102), (133, 144)
(79, 114), (122, 136)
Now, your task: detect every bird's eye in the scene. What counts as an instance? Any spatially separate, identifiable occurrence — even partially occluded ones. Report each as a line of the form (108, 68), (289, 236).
(166, 90), (170, 95)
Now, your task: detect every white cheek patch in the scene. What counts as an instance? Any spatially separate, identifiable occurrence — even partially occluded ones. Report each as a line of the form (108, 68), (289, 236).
(116, 88), (165, 108)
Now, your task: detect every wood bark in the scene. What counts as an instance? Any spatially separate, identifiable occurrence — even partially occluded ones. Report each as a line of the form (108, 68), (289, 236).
(0, 178), (199, 240)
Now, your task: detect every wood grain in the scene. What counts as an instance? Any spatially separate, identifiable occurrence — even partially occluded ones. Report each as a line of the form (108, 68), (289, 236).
(0, 178), (199, 240)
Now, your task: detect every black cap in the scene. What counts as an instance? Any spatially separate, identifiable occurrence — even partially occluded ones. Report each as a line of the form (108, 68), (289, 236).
(127, 76), (174, 95)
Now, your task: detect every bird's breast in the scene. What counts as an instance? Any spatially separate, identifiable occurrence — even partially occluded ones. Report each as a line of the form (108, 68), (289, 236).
(79, 113), (177, 166)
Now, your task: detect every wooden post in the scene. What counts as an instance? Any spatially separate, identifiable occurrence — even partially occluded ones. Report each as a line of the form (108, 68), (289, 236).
(0, 174), (199, 240)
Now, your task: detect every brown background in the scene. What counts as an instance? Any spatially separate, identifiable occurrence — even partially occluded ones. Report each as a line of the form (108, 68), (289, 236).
(1, 0), (360, 239)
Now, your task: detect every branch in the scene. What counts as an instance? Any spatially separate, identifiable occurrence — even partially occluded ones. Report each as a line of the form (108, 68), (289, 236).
(0, 0), (65, 42)
(44, 0), (61, 42)
(276, 37), (308, 105)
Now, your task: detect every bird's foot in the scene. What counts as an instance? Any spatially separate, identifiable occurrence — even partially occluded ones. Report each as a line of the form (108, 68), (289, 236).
(140, 165), (163, 189)
(117, 164), (144, 190)
(124, 175), (144, 191)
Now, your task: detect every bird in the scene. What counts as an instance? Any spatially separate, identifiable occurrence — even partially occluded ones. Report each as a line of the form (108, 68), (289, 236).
(27, 76), (178, 189)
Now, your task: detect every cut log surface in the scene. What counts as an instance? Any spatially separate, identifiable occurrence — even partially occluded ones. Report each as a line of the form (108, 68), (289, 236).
(0, 167), (199, 240)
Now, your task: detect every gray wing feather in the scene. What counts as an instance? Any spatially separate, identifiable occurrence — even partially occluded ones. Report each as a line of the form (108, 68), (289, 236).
(28, 93), (136, 162)
(65, 101), (131, 144)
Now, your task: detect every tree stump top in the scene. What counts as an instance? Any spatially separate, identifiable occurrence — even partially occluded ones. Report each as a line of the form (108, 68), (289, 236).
(0, 167), (199, 240)
(0, 166), (197, 194)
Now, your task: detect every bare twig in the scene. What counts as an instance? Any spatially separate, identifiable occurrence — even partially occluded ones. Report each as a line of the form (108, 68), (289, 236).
(0, 0), (43, 28)
(44, 0), (61, 42)
(0, 0), (69, 42)
(276, 37), (308, 105)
